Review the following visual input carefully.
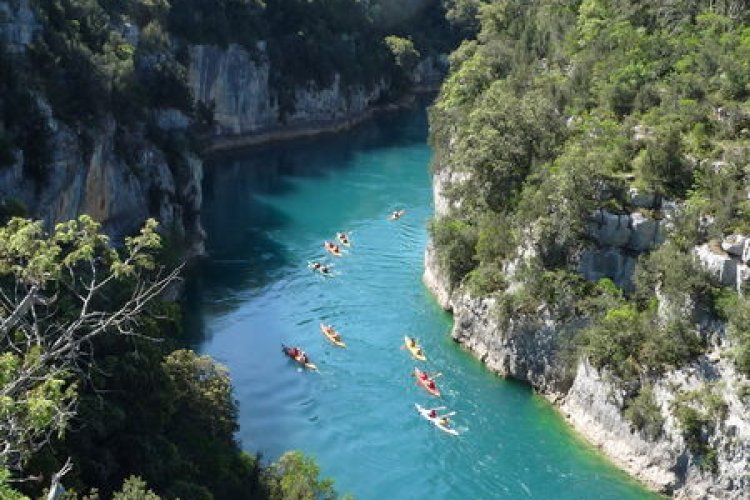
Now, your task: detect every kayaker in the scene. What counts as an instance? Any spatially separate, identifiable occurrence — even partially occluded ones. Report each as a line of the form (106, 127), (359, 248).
(407, 337), (416, 348)
(428, 409), (438, 418)
(312, 262), (321, 269)
(418, 370), (430, 381)
(415, 347), (423, 357)
(427, 380), (437, 391)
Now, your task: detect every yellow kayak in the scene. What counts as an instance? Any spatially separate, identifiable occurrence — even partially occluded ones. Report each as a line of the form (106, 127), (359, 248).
(404, 336), (426, 361)
(321, 323), (346, 348)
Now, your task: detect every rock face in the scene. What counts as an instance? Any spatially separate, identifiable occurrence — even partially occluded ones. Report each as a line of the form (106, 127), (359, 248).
(0, 111), (205, 257)
(425, 170), (750, 499)
(189, 43), (389, 137)
(0, 0), (40, 52)
(579, 208), (668, 289)
(2, 4), (444, 255)
(188, 42), (446, 143)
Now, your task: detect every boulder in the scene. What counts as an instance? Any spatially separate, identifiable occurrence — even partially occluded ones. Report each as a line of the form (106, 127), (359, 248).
(722, 234), (749, 258)
(694, 244), (738, 287)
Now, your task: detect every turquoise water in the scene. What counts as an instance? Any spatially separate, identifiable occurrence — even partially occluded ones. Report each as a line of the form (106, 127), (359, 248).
(185, 103), (656, 499)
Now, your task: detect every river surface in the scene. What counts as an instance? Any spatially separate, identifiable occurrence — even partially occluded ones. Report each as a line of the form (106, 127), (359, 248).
(185, 103), (656, 499)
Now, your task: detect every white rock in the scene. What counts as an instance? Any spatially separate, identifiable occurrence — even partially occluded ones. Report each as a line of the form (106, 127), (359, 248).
(722, 235), (748, 258)
(629, 212), (662, 251)
(695, 244), (738, 287)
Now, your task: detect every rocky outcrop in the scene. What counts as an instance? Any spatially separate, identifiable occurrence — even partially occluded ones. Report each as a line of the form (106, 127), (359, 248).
(563, 348), (750, 499)
(579, 208), (669, 289)
(189, 43), (389, 139)
(0, 107), (205, 257)
(188, 42), (446, 150)
(695, 235), (750, 291)
(424, 169), (750, 499)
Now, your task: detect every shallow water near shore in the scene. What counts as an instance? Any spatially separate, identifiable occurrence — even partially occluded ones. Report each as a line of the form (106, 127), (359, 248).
(184, 102), (657, 499)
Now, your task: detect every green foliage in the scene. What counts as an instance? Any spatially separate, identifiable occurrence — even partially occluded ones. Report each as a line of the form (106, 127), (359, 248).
(713, 293), (750, 376)
(0, 215), (168, 472)
(267, 451), (336, 500)
(428, 217), (478, 286)
(633, 125), (693, 198)
(0, 468), (28, 500)
(634, 243), (712, 308)
(579, 300), (703, 383)
(385, 35), (421, 73)
(671, 384), (728, 472)
(112, 476), (161, 500)
(624, 384), (663, 440)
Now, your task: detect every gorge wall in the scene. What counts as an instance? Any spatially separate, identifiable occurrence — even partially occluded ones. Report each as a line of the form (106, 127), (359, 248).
(424, 169), (750, 499)
(0, 0), (446, 252)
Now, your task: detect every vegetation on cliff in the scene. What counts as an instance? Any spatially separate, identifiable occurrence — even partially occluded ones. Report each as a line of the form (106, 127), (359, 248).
(430, 0), (750, 468)
(0, 216), (342, 498)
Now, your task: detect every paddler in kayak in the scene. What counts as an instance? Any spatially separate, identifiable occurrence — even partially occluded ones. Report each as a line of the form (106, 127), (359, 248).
(322, 324), (342, 342)
(309, 261), (332, 275)
(427, 408), (451, 426)
(415, 369), (440, 393)
(389, 209), (406, 220)
(336, 232), (350, 246)
(287, 346), (309, 364)
(324, 240), (342, 256)
(406, 336), (424, 358)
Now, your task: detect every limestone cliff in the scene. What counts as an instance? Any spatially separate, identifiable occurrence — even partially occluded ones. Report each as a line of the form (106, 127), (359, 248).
(1, 1), (445, 253)
(188, 42), (445, 147)
(0, 108), (205, 257)
(424, 170), (750, 499)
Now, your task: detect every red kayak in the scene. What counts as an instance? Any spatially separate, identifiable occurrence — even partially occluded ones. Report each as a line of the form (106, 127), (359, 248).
(414, 367), (440, 397)
(282, 344), (317, 370)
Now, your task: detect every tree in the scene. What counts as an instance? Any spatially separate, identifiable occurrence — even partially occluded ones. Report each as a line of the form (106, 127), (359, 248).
(384, 35), (421, 74)
(0, 215), (180, 472)
(113, 476), (161, 500)
(268, 451), (336, 500)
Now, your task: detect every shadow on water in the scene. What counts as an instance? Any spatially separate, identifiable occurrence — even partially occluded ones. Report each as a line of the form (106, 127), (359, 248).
(183, 98), (432, 346)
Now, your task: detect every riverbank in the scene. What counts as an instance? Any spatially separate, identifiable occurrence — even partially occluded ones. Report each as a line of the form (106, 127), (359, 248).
(202, 89), (437, 154)
(423, 182), (749, 498)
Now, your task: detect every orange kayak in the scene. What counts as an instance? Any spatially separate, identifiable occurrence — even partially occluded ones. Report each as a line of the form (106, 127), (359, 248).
(324, 241), (342, 256)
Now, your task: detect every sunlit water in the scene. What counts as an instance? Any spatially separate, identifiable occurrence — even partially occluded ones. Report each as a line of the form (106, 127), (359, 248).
(184, 102), (656, 499)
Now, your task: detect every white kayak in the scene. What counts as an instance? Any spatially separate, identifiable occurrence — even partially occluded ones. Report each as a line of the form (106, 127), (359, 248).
(414, 403), (459, 436)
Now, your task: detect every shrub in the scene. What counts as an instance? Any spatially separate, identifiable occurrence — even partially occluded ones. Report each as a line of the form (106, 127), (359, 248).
(624, 384), (664, 440)
(429, 216), (478, 286)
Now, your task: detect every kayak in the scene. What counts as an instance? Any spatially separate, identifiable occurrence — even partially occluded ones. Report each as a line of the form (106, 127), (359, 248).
(324, 241), (342, 256)
(415, 403), (459, 436)
(320, 323), (346, 348)
(389, 209), (406, 220)
(414, 367), (440, 397)
(404, 336), (426, 361)
(336, 232), (351, 247)
(307, 261), (333, 276)
(281, 344), (317, 370)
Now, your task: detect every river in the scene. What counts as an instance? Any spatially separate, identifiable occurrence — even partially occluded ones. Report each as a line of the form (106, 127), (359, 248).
(184, 101), (656, 499)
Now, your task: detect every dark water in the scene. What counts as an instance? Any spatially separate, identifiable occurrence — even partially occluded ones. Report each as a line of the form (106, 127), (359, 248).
(185, 103), (655, 499)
